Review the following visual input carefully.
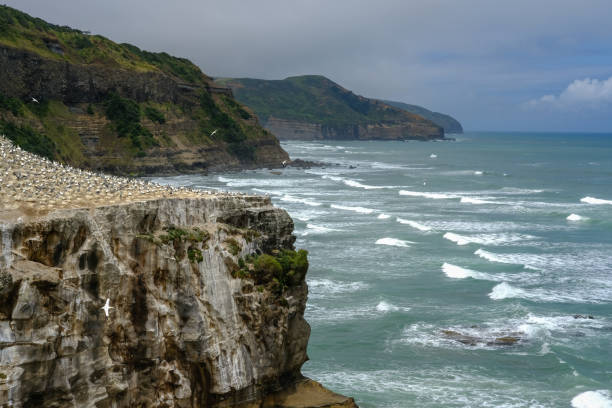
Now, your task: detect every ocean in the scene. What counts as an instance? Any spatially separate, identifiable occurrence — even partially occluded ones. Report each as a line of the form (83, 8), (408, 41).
(151, 132), (612, 408)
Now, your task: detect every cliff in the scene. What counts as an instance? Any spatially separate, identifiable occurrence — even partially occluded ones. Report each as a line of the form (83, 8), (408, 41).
(0, 5), (289, 175)
(216, 76), (445, 141)
(380, 100), (463, 134)
(0, 137), (357, 407)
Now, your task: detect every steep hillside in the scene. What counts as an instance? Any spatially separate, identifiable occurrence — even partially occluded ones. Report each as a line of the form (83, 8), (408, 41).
(0, 5), (288, 175)
(381, 100), (463, 134)
(216, 75), (445, 141)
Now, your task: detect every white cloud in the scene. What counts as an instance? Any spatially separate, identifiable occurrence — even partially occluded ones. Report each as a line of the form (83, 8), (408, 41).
(525, 76), (612, 109)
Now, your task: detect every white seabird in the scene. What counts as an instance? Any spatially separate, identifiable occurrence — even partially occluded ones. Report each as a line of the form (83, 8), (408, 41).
(31, 97), (39, 103)
(101, 298), (113, 318)
(282, 160), (287, 167)
(429, 153), (437, 159)
(210, 129), (218, 137)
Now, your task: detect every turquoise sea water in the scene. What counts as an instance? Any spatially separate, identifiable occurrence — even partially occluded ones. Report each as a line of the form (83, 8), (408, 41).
(153, 133), (612, 407)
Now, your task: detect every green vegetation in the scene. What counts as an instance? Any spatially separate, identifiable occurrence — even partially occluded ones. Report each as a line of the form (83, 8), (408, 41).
(381, 100), (463, 134)
(224, 238), (242, 256)
(0, 93), (24, 116)
(234, 249), (309, 294)
(188, 247), (203, 263)
(160, 226), (210, 245)
(0, 5), (206, 84)
(144, 106), (166, 124)
(217, 75), (438, 127)
(0, 5), (277, 171)
(104, 93), (158, 151)
(0, 120), (57, 159)
(199, 91), (254, 162)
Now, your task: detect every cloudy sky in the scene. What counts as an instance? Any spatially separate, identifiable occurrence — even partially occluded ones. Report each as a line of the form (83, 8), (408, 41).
(7, 0), (612, 132)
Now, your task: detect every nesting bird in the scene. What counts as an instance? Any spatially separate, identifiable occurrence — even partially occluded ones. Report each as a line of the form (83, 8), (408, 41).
(0, 135), (227, 213)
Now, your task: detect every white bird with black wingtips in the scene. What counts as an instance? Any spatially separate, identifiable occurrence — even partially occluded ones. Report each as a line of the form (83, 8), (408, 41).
(101, 298), (113, 318)
(210, 129), (218, 137)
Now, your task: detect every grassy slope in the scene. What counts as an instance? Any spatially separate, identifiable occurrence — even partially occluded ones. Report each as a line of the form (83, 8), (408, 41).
(217, 75), (432, 127)
(0, 5), (279, 172)
(0, 5), (206, 84)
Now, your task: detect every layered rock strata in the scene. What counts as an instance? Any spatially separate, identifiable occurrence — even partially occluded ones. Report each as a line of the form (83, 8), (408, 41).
(264, 116), (443, 141)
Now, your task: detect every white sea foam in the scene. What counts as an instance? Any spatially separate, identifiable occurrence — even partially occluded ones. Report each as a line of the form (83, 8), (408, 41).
(499, 187), (545, 195)
(489, 282), (529, 300)
(567, 213), (587, 221)
(322, 174), (392, 190)
(342, 179), (386, 189)
(442, 263), (498, 281)
(396, 218), (432, 231)
(280, 194), (322, 207)
(475, 249), (528, 266)
(571, 390), (612, 408)
(460, 196), (497, 204)
(399, 190), (457, 199)
(445, 233), (536, 246)
(443, 232), (471, 246)
(302, 224), (340, 236)
(488, 282), (588, 303)
(375, 238), (413, 247)
(330, 204), (376, 214)
(581, 196), (612, 205)
(375, 301), (410, 312)
(308, 279), (368, 298)
(377, 213), (391, 219)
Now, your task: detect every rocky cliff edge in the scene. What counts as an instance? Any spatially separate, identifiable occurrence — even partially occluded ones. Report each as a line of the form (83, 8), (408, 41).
(0, 195), (356, 407)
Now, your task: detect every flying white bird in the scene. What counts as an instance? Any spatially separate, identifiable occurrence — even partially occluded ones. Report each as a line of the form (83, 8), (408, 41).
(31, 97), (39, 104)
(101, 298), (113, 318)
(429, 153), (437, 159)
(210, 129), (218, 137)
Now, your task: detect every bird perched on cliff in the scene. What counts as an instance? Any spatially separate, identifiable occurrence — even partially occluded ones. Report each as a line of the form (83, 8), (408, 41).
(282, 160), (287, 168)
(101, 298), (113, 318)
(210, 129), (218, 137)
(30, 97), (39, 103)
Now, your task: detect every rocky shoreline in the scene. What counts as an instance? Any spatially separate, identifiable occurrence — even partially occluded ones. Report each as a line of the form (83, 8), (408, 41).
(0, 136), (357, 407)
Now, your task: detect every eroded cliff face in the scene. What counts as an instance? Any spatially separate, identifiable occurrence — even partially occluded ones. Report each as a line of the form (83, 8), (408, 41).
(0, 44), (289, 175)
(0, 196), (356, 407)
(264, 117), (444, 141)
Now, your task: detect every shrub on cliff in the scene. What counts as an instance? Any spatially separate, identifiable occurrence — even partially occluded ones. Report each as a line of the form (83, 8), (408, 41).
(0, 121), (56, 160)
(144, 106), (166, 124)
(104, 93), (159, 151)
(0, 93), (24, 116)
(253, 254), (282, 284)
(238, 249), (309, 292)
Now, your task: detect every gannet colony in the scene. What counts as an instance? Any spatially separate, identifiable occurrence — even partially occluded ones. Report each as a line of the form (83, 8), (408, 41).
(0, 135), (243, 215)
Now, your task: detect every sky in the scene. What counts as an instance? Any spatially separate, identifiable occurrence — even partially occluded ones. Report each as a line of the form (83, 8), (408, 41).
(6, 0), (612, 132)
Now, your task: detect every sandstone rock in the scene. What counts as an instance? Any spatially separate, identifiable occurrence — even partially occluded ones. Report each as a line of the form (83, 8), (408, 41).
(0, 196), (355, 407)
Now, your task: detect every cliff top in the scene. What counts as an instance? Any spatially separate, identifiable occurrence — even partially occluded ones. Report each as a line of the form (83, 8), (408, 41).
(216, 75), (440, 129)
(0, 135), (253, 219)
(0, 5), (208, 85)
